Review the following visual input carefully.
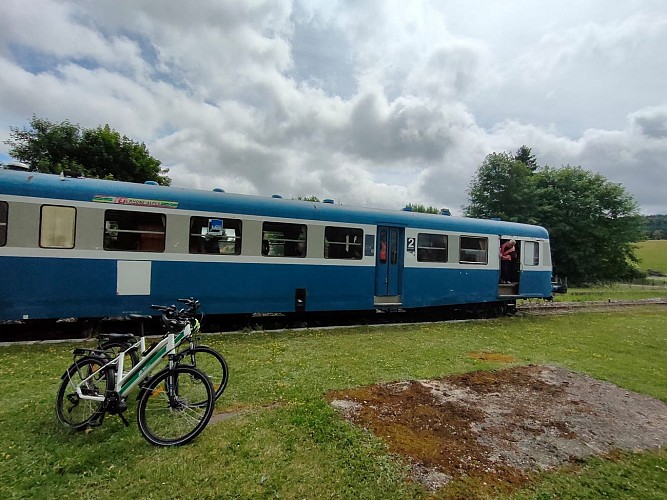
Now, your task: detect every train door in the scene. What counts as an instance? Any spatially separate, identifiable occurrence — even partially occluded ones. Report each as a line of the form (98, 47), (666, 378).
(374, 226), (404, 305)
(498, 237), (521, 296)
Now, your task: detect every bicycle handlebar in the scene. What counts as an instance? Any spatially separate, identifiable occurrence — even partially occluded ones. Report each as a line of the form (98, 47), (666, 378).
(149, 298), (202, 333)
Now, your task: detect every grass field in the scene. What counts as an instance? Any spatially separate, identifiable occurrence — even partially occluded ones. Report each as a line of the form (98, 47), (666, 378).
(555, 283), (667, 302)
(549, 240), (667, 302)
(1, 308), (666, 499)
(636, 240), (667, 273)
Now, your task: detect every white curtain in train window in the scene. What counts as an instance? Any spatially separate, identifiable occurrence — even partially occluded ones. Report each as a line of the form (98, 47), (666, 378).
(40, 205), (76, 248)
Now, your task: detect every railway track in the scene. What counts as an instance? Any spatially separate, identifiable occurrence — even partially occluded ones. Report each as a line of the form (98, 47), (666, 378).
(517, 298), (667, 314)
(1, 298), (665, 343)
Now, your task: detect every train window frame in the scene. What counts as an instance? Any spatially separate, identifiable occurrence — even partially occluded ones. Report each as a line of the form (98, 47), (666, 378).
(189, 216), (242, 255)
(39, 205), (76, 249)
(459, 236), (488, 264)
(262, 222), (307, 258)
(417, 233), (448, 262)
(524, 241), (540, 266)
(103, 209), (166, 252)
(0, 201), (7, 246)
(324, 226), (363, 260)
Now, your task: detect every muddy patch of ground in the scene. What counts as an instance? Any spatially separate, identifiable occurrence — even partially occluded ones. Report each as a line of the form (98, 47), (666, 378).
(328, 364), (667, 491)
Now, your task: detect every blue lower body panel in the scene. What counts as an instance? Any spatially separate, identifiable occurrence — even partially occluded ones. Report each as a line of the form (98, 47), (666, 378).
(0, 257), (376, 320)
(402, 267), (552, 309)
(0, 256), (552, 321)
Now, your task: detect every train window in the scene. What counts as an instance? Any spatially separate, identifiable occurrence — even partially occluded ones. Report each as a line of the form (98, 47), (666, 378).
(524, 241), (540, 266)
(0, 201), (7, 246)
(417, 233), (448, 262)
(379, 229), (387, 263)
(189, 217), (242, 255)
(40, 205), (76, 249)
(103, 210), (165, 252)
(262, 222), (306, 257)
(324, 226), (363, 260)
(459, 236), (488, 264)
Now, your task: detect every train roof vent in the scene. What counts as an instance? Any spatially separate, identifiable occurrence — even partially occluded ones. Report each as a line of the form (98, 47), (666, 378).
(144, 180), (159, 186)
(213, 188), (225, 193)
(323, 199), (334, 204)
(440, 208), (451, 216)
(271, 194), (283, 199)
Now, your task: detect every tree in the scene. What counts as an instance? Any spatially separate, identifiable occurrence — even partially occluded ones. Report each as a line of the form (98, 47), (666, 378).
(464, 148), (644, 283)
(464, 151), (537, 223)
(513, 145), (538, 171)
(4, 116), (170, 185)
(534, 166), (643, 283)
(405, 203), (440, 214)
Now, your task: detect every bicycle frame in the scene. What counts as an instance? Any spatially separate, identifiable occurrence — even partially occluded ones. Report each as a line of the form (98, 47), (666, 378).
(117, 317), (201, 364)
(76, 324), (191, 403)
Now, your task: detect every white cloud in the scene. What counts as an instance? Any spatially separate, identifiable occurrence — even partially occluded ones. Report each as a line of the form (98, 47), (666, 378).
(0, 0), (665, 216)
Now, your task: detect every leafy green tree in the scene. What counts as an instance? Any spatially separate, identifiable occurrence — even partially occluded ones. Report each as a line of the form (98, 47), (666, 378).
(4, 116), (170, 185)
(513, 145), (538, 171)
(534, 166), (643, 283)
(464, 151), (537, 223)
(464, 148), (644, 283)
(405, 203), (440, 214)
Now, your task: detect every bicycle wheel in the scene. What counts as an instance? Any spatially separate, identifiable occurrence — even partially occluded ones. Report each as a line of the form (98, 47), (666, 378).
(179, 345), (229, 401)
(136, 365), (214, 446)
(56, 356), (112, 429)
(100, 341), (139, 375)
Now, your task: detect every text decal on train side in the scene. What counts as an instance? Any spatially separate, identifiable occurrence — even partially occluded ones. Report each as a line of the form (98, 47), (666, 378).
(92, 195), (179, 209)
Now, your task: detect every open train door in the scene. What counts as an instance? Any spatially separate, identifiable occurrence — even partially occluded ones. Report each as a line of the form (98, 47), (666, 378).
(374, 226), (404, 307)
(498, 236), (521, 296)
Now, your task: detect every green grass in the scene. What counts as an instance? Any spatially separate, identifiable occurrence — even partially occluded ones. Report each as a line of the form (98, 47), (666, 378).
(636, 240), (667, 273)
(1, 308), (666, 499)
(555, 283), (667, 302)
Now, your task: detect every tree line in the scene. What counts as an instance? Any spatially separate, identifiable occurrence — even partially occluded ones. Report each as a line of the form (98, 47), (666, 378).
(644, 215), (667, 240)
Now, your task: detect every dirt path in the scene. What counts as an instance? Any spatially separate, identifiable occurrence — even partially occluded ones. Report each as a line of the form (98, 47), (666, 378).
(328, 365), (667, 491)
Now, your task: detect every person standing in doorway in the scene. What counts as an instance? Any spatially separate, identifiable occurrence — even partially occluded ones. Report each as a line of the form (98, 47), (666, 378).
(499, 239), (517, 283)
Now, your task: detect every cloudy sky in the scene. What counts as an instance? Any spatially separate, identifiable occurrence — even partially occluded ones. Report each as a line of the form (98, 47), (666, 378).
(1, 0), (666, 215)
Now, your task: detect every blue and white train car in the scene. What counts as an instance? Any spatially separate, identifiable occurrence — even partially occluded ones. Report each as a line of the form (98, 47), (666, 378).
(0, 169), (553, 323)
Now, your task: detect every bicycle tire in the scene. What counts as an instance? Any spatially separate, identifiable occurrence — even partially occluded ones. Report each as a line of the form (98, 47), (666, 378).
(56, 356), (112, 429)
(136, 365), (214, 446)
(178, 345), (229, 401)
(100, 340), (140, 374)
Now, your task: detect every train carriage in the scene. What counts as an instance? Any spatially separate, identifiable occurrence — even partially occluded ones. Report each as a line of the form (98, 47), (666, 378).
(0, 169), (553, 324)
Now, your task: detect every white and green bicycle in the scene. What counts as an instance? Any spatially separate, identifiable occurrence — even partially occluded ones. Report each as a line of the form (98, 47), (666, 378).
(56, 312), (215, 446)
